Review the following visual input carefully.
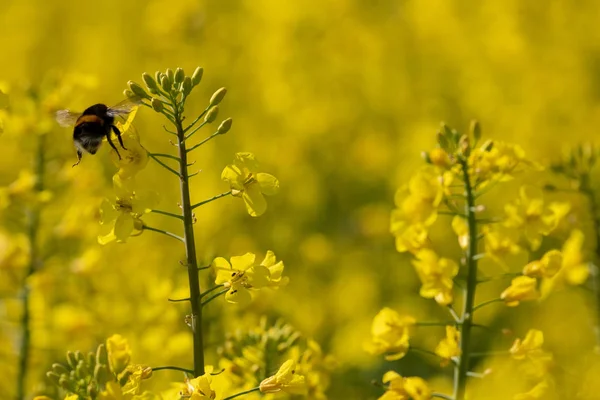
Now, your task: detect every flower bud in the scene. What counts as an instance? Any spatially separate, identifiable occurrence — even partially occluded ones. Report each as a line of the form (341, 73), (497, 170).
(161, 76), (172, 92)
(216, 118), (232, 135)
(151, 98), (164, 112)
(46, 371), (61, 385)
(96, 343), (108, 366)
(66, 351), (78, 368)
(142, 72), (159, 94)
(154, 71), (162, 84)
(127, 81), (150, 99)
(87, 352), (96, 369)
(209, 87), (227, 106)
(205, 106), (219, 123)
(94, 364), (110, 386)
(76, 360), (89, 379)
(470, 120), (481, 143)
(59, 376), (72, 391)
(174, 67), (185, 84)
(191, 67), (204, 86)
(182, 76), (193, 96)
(166, 68), (175, 83)
(123, 89), (136, 99)
(52, 363), (69, 376)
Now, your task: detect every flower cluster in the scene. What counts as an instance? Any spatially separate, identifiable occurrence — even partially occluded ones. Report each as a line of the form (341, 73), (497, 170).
(371, 122), (588, 400)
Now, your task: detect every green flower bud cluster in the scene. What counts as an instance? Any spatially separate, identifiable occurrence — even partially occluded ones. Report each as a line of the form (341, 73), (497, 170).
(550, 142), (598, 183)
(45, 344), (108, 399)
(125, 67), (232, 140)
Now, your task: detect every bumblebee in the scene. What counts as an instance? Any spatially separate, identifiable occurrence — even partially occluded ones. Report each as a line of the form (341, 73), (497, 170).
(56, 97), (140, 166)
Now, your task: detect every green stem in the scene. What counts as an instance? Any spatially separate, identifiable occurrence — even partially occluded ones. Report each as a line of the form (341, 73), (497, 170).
(472, 298), (502, 312)
(191, 191), (232, 210)
(201, 288), (229, 306)
(149, 153), (180, 178)
(222, 387), (261, 400)
(199, 284), (225, 299)
(17, 133), (45, 400)
(187, 132), (220, 153)
(149, 152), (181, 162)
(433, 393), (454, 400)
(580, 177), (600, 348)
(416, 321), (457, 327)
(183, 107), (210, 133)
(151, 209), (184, 220)
(143, 225), (184, 242)
(173, 103), (206, 377)
(184, 120), (209, 141)
(454, 158), (480, 400)
(151, 365), (194, 374)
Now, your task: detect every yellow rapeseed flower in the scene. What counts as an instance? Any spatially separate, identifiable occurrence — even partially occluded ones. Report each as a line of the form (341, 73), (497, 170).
(523, 250), (563, 278)
(379, 371), (432, 400)
(182, 373), (216, 400)
(514, 379), (550, 400)
(504, 186), (570, 250)
(412, 249), (459, 305)
(435, 325), (461, 366)
(501, 276), (540, 306)
(221, 152), (279, 217)
(259, 359), (307, 395)
(107, 334), (131, 375)
(365, 308), (416, 361)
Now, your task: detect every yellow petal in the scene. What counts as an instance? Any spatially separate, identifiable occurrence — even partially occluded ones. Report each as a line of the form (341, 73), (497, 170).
(114, 213), (134, 242)
(230, 253), (256, 270)
(243, 182), (267, 217)
(256, 173), (279, 196)
(225, 286), (252, 305)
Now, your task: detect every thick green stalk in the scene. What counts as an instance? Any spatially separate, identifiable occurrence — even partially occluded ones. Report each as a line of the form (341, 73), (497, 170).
(454, 158), (479, 400)
(16, 134), (45, 400)
(580, 175), (600, 347)
(174, 108), (205, 376)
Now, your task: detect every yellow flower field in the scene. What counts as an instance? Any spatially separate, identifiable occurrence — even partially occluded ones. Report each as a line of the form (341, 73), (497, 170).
(2, 1), (600, 399)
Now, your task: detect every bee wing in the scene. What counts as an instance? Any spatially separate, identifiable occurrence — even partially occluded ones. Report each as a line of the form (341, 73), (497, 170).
(107, 96), (143, 117)
(55, 109), (81, 127)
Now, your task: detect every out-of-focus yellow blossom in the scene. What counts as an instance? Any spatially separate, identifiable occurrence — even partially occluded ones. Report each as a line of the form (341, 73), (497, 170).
(33, 397), (53, 400)
(364, 308), (415, 361)
(412, 249), (459, 305)
(451, 215), (469, 249)
(110, 107), (147, 178)
(394, 167), (444, 226)
(213, 251), (287, 305)
(501, 276), (540, 306)
(523, 250), (563, 278)
(482, 225), (523, 269)
(0, 170), (53, 208)
(435, 325), (461, 367)
(390, 219), (429, 253)
(259, 359), (307, 395)
(182, 373), (216, 400)
(99, 381), (134, 400)
(428, 147), (452, 169)
(0, 231), (29, 271)
(541, 230), (589, 297)
(64, 396), (79, 400)
(513, 379), (550, 400)
(297, 339), (337, 399)
(121, 364), (152, 395)
(221, 152), (279, 217)
(510, 330), (553, 381)
(107, 334), (132, 375)
(468, 141), (532, 185)
(379, 371), (432, 400)
(504, 186), (570, 250)
(98, 175), (156, 244)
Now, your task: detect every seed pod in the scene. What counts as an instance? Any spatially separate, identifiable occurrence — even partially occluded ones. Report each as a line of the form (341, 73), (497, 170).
(216, 118), (233, 135)
(205, 106), (219, 123)
(191, 67), (204, 86)
(209, 87), (227, 107)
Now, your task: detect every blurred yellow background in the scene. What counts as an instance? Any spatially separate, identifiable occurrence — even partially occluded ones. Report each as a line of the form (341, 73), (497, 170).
(2, 1), (600, 399)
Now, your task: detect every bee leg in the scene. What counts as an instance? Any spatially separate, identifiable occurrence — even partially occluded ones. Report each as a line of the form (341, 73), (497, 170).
(72, 149), (83, 167)
(106, 132), (123, 160)
(111, 125), (127, 150)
